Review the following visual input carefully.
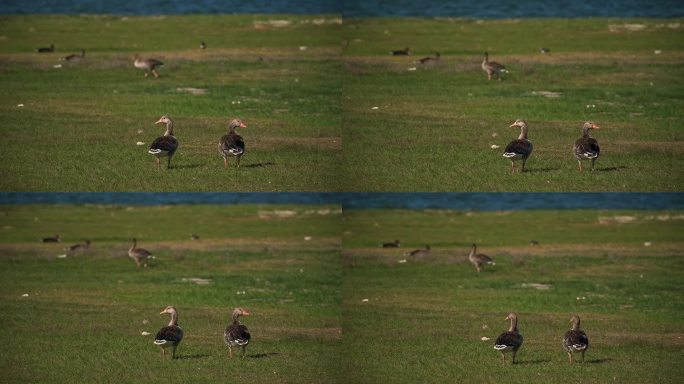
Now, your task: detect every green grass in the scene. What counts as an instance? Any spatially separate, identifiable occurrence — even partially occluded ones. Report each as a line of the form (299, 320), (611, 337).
(0, 204), (342, 383)
(341, 209), (684, 383)
(0, 15), (342, 191)
(340, 18), (684, 191)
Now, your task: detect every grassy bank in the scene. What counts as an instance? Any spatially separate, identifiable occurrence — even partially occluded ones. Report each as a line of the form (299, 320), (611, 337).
(0, 15), (342, 191)
(341, 209), (684, 383)
(341, 18), (684, 191)
(0, 204), (341, 383)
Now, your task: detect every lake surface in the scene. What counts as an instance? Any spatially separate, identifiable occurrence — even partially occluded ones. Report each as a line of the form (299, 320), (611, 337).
(0, 0), (681, 18)
(0, 193), (681, 210)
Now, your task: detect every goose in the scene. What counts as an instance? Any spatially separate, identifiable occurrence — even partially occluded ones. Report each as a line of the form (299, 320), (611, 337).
(191, 234), (200, 241)
(36, 44), (54, 53)
(224, 308), (251, 358)
(391, 47), (411, 56)
(219, 118), (247, 168)
(563, 315), (589, 363)
(154, 306), (184, 359)
(418, 52), (441, 64)
(503, 119), (533, 173)
(61, 49), (85, 61)
(200, 41), (206, 49)
(128, 238), (153, 268)
(41, 234), (61, 243)
(381, 240), (401, 248)
(66, 239), (90, 252)
(468, 244), (495, 273)
(149, 115), (179, 170)
(494, 313), (524, 364)
(482, 52), (508, 80)
(133, 54), (164, 78)
(573, 122), (601, 172)
(540, 47), (551, 54)
(406, 244), (431, 257)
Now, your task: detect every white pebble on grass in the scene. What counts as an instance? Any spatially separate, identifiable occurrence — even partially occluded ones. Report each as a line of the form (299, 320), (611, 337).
(304, 236), (312, 241)
(136, 141), (146, 146)
(362, 298), (369, 302)
(371, 106), (379, 110)
(407, 67), (417, 71)
(17, 104), (24, 107)
(490, 144), (500, 149)
(480, 336), (490, 341)
(141, 331), (151, 336)
(22, 293), (29, 297)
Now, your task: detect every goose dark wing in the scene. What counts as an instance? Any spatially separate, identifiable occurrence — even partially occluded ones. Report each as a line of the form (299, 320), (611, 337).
(504, 139), (532, 156)
(155, 325), (183, 344)
(150, 136), (178, 153)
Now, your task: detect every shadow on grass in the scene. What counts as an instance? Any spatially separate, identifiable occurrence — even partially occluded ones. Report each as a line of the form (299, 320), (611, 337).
(243, 162), (276, 168)
(597, 166), (627, 172)
(249, 352), (280, 359)
(523, 167), (561, 173)
(175, 353), (211, 360)
(171, 163), (205, 170)
(515, 359), (552, 365)
(586, 358), (613, 364)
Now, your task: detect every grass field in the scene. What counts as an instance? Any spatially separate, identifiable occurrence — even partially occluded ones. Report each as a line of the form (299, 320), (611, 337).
(0, 204), (342, 383)
(341, 209), (684, 383)
(0, 15), (342, 191)
(341, 18), (684, 191)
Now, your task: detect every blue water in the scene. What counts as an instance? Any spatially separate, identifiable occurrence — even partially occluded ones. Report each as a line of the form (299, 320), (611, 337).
(0, 193), (681, 210)
(0, 0), (681, 17)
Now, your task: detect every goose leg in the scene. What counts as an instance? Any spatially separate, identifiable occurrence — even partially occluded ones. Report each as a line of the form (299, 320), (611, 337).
(155, 158), (160, 170)
(144, 71), (149, 78)
(229, 347), (233, 359)
(590, 159), (596, 172)
(167, 156), (172, 169)
(172, 346), (177, 359)
(568, 352), (573, 364)
(521, 159), (527, 172)
(161, 348), (165, 358)
(152, 69), (159, 78)
(511, 351), (517, 364)
(510, 161), (515, 174)
(242, 345), (247, 358)
(577, 160), (583, 172)
(223, 157), (228, 169)
(236, 155), (241, 168)
(501, 352), (506, 364)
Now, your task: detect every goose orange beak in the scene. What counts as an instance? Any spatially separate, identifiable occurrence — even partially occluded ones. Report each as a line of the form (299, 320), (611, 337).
(592, 123), (600, 129)
(240, 121), (247, 128)
(154, 119), (164, 125)
(242, 309), (250, 316)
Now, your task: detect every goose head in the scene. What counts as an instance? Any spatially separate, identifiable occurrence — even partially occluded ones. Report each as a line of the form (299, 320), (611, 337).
(229, 118), (247, 130)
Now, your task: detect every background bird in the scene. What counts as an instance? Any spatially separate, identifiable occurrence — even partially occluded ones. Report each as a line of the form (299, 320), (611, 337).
(133, 54), (164, 78)
(573, 121), (601, 172)
(468, 244), (495, 273)
(41, 234), (61, 243)
(154, 306), (184, 359)
(224, 308), (251, 358)
(128, 238), (153, 268)
(219, 118), (247, 168)
(381, 240), (401, 248)
(36, 44), (54, 53)
(149, 115), (179, 170)
(482, 52), (508, 80)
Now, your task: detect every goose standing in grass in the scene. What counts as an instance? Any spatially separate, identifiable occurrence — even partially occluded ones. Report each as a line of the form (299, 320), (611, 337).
(381, 240), (401, 248)
(149, 115), (179, 170)
(154, 306), (183, 359)
(200, 41), (206, 50)
(219, 118), (247, 168)
(573, 122), (601, 172)
(406, 244), (431, 257)
(494, 313), (524, 364)
(61, 49), (85, 61)
(391, 47), (410, 56)
(482, 52), (508, 80)
(128, 238), (153, 268)
(224, 308), (251, 358)
(41, 234), (61, 243)
(468, 244), (495, 273)
(133, 54), (164, 78)
(66, 239), (90, 252)
(36, 44), (54, 53)
(503, 119), (533, 173)
(563, 315), (589, 363)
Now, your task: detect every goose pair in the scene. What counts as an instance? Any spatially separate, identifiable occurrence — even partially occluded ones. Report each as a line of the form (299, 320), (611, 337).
(147, 116), (247, 170)
(502, 120), (601, 173)
(494, 313), (589, 364)
(153, 307), (251, 359)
